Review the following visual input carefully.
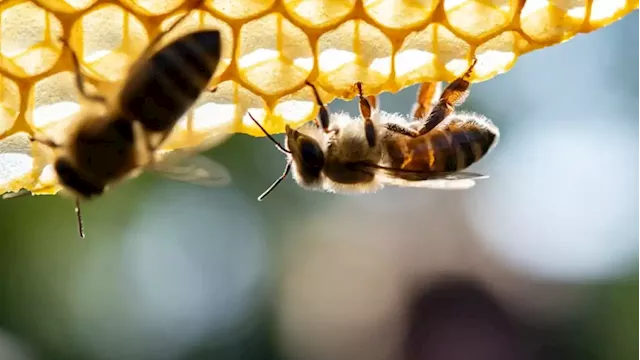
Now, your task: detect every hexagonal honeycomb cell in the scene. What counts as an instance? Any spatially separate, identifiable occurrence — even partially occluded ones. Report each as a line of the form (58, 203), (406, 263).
(284, 0), (355, 28)
(317, 19), (393, 95)
(0, 1), (63, 78)
(364, 0), (438, 30)
(237, 12), (313, 97)
(0, 0), (636, 195)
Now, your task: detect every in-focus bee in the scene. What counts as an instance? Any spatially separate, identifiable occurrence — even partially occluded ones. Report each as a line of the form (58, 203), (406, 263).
(9, 0), (231, 237)
(249, 58), (499, 200)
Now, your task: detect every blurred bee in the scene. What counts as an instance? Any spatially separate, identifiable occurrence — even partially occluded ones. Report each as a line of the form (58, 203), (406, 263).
(8, 0), (231, 238)
(249, 58), (499, 200)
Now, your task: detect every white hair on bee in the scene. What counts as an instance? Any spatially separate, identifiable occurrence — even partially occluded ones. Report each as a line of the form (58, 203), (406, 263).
(250, 58), (500, 201)
(320, 174), (384, 194)
(286, 110), (386, 194)
(377, 112), (410, 126)
(443, 111), (501, 149)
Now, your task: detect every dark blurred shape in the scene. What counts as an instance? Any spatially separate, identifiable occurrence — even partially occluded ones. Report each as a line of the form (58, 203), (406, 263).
(403, 277), (531, 360)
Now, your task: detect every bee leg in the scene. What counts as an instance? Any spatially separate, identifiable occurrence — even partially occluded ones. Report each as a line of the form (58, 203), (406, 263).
(410, 82), (442, 120)
(356, 82), (377, 147)
(143, 135), (157, 166)
(143, 128), (176, 167)
(367, 95), (378, 111)
(305, 81), (333, 133)
(74, 198), (85, 239)
(143, 134), (163, 166)
(58, 37), (107, 104)
(384, 123), (419, 137)
(30, 134), (61, 148)
(417, 58), (477, 135)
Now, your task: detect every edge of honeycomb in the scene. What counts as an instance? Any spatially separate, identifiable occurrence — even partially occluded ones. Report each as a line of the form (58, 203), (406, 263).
(0, 0), (637, 195)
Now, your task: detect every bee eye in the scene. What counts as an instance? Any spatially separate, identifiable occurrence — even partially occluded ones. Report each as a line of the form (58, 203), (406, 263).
(298, 139), (324, 168)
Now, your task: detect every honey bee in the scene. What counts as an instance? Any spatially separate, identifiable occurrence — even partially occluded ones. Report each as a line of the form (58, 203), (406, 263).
(11, 0), (231, 237)
(249, 58), (499, 200)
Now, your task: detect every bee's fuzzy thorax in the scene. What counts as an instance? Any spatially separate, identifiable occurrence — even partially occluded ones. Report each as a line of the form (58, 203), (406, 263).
(285, 111), (385, 193)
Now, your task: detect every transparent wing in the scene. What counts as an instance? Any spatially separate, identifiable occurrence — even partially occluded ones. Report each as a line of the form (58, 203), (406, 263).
(149, 125), (233, 187)
(387, 172), (487, 190)
(415, 178), (480, 190)
(357, 162), (488, 190)
(2, 189), (32, 200)
(150, 151), (231, 187)
(420, 179), (477, 190)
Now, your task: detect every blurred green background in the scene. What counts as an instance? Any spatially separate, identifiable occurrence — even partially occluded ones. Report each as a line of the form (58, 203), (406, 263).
(0, 12), (637, 360)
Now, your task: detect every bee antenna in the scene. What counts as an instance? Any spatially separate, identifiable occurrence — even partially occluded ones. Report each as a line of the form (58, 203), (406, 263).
(247, 112), (290, 155)
(258, 160), (292, 201)
(74, 198), (85, 238)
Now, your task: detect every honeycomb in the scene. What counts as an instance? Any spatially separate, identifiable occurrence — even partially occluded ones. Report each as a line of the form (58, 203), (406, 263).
(0, 0), (637, 196)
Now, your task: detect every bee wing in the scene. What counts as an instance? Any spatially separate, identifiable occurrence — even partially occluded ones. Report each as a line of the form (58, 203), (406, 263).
(416, 179), (478, 190)
(150, 150), (231, 188)
(392, 173), (488, 190)
(412, 174), (486, 190)
(2, 188), (31, 199)
(148, 126), (233, 187)
(357, 163), (487, 190)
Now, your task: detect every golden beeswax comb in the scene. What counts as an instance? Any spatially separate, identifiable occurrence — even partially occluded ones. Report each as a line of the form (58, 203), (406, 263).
(0, 0), (637, 196)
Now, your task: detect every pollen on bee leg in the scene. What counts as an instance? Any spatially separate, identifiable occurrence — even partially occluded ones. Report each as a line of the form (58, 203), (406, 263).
(464, 58), (478, 77)
(417, 62), (476, 135)
(412, 82), (440, 120)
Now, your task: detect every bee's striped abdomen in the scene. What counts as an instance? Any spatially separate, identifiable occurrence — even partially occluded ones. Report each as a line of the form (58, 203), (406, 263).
(119, 30), (222, 133)
(428, 122), (498, 173)
(428, 131), (458, 172)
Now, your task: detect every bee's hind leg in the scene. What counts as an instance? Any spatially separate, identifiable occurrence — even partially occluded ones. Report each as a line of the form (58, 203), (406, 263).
(355, 82), (378, 147)
(411, 81), (442, 120)
(417, 58), (477, 135)
(384, 123), (419, 138)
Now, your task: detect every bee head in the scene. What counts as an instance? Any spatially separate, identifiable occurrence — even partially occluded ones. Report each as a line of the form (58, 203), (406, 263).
(285, 125), (325, 186)
(54, 158), (105, 199)
(247, 112), (329, 201)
